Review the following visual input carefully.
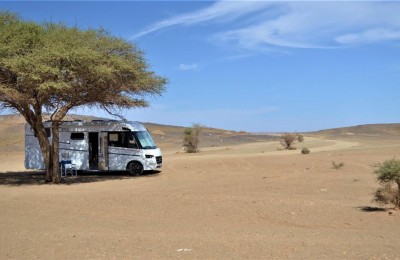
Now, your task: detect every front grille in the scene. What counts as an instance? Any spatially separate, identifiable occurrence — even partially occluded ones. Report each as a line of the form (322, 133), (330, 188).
(156, 156), (162, 164)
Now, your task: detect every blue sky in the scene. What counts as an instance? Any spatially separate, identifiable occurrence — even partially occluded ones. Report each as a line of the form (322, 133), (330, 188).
(1, 1), (399, 132)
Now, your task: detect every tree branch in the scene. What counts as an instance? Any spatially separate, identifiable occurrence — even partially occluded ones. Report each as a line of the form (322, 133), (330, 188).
(101, 105), (127, 121)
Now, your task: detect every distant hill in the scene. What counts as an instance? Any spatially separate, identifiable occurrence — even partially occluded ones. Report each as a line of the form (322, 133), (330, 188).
(0, 114), (277, 152)
(308, 123), (400, 140)
(2, 114), (398, 152)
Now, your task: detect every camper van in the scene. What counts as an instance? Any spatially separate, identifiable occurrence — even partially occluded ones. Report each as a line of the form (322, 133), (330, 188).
(25, 120), (162, 176)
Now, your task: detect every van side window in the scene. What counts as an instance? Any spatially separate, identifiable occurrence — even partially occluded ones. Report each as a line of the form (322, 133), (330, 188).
(108, 133), (119, 147)
(108, 132), (137, 148)
(71, 132), (84, 140)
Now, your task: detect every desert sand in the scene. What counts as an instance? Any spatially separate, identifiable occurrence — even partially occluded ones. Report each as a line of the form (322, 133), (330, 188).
(0, 117), (399, 259)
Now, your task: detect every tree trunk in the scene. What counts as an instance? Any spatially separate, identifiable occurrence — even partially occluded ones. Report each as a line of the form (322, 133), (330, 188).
(31, 105), (53, 182)
(33, 121), (52, 182)
(51, 121), (61, 184)
(49, 104), (73, 183)
(25, 113), (53, 182)
(36, 129), (52, 182)
(18, 103), (72, 184)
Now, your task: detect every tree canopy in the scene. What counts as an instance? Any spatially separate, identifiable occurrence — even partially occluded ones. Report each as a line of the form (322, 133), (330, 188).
(0, 12), (167, 182)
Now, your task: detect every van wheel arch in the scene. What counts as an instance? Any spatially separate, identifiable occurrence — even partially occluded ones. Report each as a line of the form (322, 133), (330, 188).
(127, 161), (144, 176)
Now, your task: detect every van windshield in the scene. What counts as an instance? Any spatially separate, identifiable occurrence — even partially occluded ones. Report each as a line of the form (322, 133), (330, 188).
(134, 131), (157, 149)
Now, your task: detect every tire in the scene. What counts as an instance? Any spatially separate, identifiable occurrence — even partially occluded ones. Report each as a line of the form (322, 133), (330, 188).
(128, 161), (143, 176)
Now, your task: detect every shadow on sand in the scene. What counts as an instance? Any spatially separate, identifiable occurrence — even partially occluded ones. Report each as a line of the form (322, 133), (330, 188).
(358, 206), (388, 212)
(0, 170), (160, 186)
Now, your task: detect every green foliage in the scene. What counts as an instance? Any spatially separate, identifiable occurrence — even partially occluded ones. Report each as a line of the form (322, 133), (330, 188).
(374, 158), (400, 185)
(373, 159), (400, 208)
(183, 124), (202, 153)
(0, 12), (167, 112)
(331, 161), (344, 170)
(301, 147), (310, 154)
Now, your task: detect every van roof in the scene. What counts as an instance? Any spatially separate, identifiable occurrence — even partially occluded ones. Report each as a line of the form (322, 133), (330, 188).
(27, 120), (148, 132)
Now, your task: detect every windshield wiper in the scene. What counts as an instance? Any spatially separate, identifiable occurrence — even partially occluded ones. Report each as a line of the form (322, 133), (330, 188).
(142, 146), (157, 149)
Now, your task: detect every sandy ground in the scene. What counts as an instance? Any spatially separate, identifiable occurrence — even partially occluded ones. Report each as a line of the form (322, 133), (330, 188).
(0, 136), (400, 259)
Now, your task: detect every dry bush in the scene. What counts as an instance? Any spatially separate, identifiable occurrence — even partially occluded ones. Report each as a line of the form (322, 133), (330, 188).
(374, 184), (400, 207)
(301, 147), (310, 154)
(373, 158), (400, 208)
(279, 133), (297, 150)
(332, 161), (344, 170)
(297, 134), (304, 142)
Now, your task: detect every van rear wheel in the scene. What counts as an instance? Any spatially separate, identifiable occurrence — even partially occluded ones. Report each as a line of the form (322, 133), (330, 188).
(128, 161), (143, 176)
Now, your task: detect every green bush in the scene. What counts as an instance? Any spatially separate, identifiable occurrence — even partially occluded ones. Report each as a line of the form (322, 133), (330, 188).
(373, 158), (400, 208)
(374, 158), (400, 184)
(183, 124), (202, 153)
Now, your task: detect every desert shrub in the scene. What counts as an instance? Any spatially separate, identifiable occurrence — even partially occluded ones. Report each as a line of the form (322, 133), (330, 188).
(297, 134), (304, 142)
(280, 133), (297, 150)
(301, 147), (310, 154)
(332, 161), (344, 170)
(374, 184), (399, 207)
(183, 124), (202, 153)
(373, 158), (400, 208)
(374, 158), (400, 184)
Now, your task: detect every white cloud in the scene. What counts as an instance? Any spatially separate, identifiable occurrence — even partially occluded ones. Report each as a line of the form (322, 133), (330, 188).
(133, 1), (400, 50)
(131, 1), (272, 39)
(213, 2), (400, 49)
(336, 28), (400, 44)
(179, 63), (199, 71)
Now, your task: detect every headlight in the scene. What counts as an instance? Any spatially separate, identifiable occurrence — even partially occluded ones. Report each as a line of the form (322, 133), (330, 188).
(145, 154), (154, 158)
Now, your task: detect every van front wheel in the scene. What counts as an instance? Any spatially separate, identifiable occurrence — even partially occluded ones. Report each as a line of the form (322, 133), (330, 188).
(128, 161), (143, 176)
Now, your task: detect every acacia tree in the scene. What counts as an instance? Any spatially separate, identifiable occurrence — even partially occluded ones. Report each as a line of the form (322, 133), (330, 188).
(0, 13), (167, 183)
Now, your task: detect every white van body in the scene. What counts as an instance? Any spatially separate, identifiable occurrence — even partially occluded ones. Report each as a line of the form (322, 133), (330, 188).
(25, 120), (162, 174)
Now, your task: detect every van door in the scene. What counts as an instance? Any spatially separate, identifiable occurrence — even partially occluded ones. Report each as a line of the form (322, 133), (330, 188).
(98, 132), (108, 170)
(88, 132), (99, 170)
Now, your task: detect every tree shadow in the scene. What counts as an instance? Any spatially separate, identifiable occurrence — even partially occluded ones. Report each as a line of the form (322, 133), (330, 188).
(0, 170), (160, 186)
